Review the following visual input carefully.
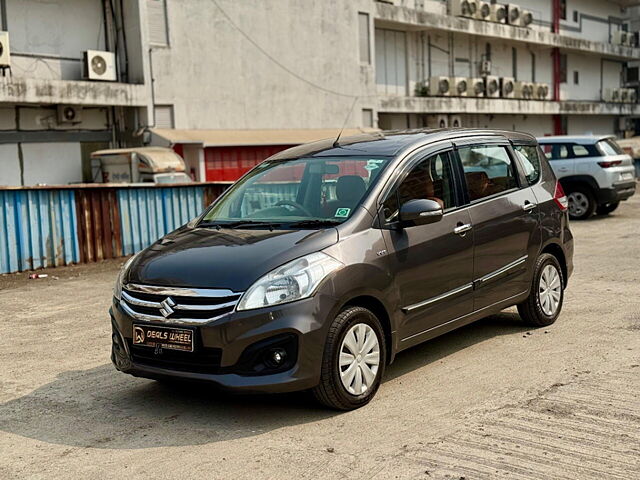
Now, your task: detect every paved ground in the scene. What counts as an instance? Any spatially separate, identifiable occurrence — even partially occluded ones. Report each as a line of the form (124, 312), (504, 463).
(1, 196), (639, 479)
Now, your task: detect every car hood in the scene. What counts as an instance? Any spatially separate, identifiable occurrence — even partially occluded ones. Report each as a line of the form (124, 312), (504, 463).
(126, 226), (339, 292)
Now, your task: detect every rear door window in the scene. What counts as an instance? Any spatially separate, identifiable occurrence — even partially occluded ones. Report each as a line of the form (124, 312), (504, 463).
(540, 143), (570, 161)
(458, 145), (518, 201)
(513, 145), (542, 186)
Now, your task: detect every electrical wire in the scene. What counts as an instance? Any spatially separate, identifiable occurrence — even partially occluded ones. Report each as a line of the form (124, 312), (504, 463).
(211, 0), (367, 99)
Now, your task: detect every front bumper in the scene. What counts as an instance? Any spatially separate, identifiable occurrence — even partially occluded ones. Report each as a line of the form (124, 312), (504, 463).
(110, 290), (338, 393)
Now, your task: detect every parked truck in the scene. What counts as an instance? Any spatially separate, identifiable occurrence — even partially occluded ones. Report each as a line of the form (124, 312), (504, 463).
(91, 147), (192, 184)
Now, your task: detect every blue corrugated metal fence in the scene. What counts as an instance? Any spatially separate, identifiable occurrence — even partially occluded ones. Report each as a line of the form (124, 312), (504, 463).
(117, 187), (205, 255)
(0, 189), (80, 273)
(0, 183), (227, 274)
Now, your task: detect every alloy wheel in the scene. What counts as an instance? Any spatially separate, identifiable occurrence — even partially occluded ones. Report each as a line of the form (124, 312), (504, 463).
(539, 264), (562, 316)
(567, 192), (589, 218)
(339, 323), (380, 395)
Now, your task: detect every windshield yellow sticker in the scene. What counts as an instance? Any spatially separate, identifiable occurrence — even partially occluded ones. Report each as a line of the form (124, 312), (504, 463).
(335, 208), (350, 218)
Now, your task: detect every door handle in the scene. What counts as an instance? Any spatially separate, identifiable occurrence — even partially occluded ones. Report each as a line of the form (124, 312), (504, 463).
(522, 201), (537, 212)
(558, 167), (569, 172)
(454, 223), (473, 235)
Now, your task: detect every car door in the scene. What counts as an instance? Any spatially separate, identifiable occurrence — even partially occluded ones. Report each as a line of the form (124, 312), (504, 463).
(379, 145), (474, 346)
(540, 143), (575, 179)
(454, 139), (541, 311)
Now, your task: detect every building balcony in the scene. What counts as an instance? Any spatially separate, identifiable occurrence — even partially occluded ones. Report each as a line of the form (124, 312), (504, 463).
(375, 3), (640, 61)
(0, 77), (148, 107)
(377, 95), (640, 116)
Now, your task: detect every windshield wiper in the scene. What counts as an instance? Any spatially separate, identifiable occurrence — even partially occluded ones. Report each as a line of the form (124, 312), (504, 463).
(286, 219), (342, 228)
(199, 220), (281, 230)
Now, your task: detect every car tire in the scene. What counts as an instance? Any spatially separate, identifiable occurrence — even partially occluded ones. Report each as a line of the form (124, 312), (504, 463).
(566, 186), (596, 220)
(517, 253), (565, 327)
(312, 306), (386, 410)
(596, 202), (620, 215)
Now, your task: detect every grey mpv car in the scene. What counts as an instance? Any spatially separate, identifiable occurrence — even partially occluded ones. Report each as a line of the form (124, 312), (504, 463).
(110, 129), (573, 410)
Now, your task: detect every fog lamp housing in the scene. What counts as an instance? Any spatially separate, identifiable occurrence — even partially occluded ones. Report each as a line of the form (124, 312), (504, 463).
(234, 334), (297, 376)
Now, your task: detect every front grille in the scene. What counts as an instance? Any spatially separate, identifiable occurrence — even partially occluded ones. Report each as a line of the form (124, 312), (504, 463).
(120, 283), (242, 325)
(127, 339), (223, 374)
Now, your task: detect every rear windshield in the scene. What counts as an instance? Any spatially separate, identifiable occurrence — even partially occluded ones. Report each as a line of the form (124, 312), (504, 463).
(597, 139), (624, 156)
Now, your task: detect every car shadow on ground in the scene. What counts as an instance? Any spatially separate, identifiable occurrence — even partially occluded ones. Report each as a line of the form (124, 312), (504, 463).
(0, 312), (529, 450)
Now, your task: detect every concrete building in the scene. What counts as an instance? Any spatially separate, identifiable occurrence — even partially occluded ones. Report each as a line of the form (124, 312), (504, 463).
(1, 0), (639, 186)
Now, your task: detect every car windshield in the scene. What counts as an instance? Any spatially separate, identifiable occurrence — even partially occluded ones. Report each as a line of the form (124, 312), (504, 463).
(199, 156), (392, 228)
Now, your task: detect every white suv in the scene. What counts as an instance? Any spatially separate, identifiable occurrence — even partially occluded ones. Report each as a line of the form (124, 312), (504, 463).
(537, 135), (636, 220)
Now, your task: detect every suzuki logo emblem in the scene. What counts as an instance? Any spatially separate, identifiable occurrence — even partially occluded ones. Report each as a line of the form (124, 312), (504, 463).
(159, 297), (176, 318)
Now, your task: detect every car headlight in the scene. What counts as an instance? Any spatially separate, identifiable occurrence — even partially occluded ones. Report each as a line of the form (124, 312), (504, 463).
(114, 254), (138, 301)
(237, 252), (343, 311)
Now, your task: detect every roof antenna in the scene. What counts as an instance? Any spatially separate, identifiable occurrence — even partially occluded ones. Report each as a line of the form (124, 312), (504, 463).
(333, 96), (359, 148)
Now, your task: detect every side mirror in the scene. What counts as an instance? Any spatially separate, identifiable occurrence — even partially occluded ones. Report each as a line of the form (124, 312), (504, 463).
(399, 199), (443, 228)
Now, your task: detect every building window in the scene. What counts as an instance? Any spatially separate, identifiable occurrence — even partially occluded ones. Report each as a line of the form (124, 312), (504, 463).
(560, 0), (567, 20)
(154, 105), (174, 128)
(147, 0), (169, 46)
(573, 70), (579, 85)
(531, 52), (536, 82)
(572, 11), (578, 22)
(358, 13), (371, 64)
(559, 54), (568, 83)
(362, 109), (374, 128)
(375, 28), (407, 96)
(512, 47), (518, 80)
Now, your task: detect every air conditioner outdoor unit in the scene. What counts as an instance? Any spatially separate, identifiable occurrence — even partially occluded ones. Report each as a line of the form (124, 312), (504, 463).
(514, 81), (534, 99)
(57, 105), (83, 124)
(480, 59), (492, 75)
(484, 75), (500, 97)
(620, 88), (631, 103)
(520, 9), (534, 27)
(426, 115), (449, 129)
(612, 31), (628, 46)
(604, 88), (622, 103)
(467, 77), (485, 97)
(500, 77), (516, 98)
(0, 31), (11, 67)
(83, 49), (117, 81)
(535, 83), (550, 100)
(621, 88), (637, 103)
(429, 76), (452, 96)
(476, 1), (491, 20)
(449, 115), (463, 128)
(490, 3), (507, 23)
(451, 77), (469, 96)
(624, 33), (635, 47)
(451, 0), (478, 18)
(507, 4), (521, 25)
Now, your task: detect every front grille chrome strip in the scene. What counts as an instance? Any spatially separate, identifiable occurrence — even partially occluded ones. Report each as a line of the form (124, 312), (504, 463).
(120, 283), (243, 326)
(121, 291), (238, 313)
(120, 300), (235, 326)
(125, 283), (237, 298)
(121, 291), (161, 309)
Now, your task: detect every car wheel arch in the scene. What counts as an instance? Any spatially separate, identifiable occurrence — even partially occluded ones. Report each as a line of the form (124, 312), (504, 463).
(340, 294), (395, 364)
(559, 176), (599, 196)
(540, 242), (568, 288)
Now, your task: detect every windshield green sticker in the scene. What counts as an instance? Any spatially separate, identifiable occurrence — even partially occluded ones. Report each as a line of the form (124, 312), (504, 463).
(364, 159), (385, 171)
(335, 208), (351, 218)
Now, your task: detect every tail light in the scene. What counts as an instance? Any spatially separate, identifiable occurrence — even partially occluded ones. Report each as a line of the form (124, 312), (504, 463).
(598, 160), (622, 168)
(553, 182), (568, 211)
